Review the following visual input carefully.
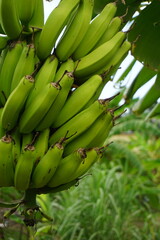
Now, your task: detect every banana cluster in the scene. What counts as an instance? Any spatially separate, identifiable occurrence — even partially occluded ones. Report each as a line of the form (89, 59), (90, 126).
(0, 0), (131, 193)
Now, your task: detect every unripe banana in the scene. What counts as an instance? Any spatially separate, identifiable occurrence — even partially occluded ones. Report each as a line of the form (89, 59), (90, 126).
(0, 135), (14, 187)
(0, 0), (22, 39)
(74, 31), (126, 79)
(37, 178), (78, 194)
(0, 107), (5, 138)
(100, 40), (131, 83)
(19, 82), (60, 133)
(47, 148), (86, 188)
(1, 75), (35, 131)
(16, 0), (36, 25)
(49, 98), (111, 146)
(36, 71), (74, 131)
(63, 110), (113, 156)
(55, 0), (94, 61)
(14, 144), (37, 191)
(0, 41), (24, 105)
(29, 0), (44, 29)
(64, 147), (103, 182)
(94, 16), (122, 49)
(37, 0), (80, 60)
(12, 127), (21, 167)
(10, 44), (36, 92)
(54, 58), (75, 82)
(53, 74), (103, 128)
(0, 35), (8, 51)
(25, 55), (58, 108)
(31, 139), (65, 188)
(72, 2), (117, 60)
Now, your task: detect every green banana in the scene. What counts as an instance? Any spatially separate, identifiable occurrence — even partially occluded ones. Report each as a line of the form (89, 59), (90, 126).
(1, 75), (35, 131)
(10, 44), (36, 92)
(55, 0), (94, 61)
(0, 0), (22, 39)
(100, 40), (131, 83)
(16, 0), (36, 25)
(31, 139), (65, 188)
(14, 143), (37, 191)
(0, 135), (14, 187)
(47, 148), (86, 188)
(132, 73), (160, 115)
(25, 55), (58, 108)
(93, 16), (122, 49)
(34, 128), (50, 166)
(37, 178), (78, 194)
(63, 110), (113, 156)
(64, 147), (103, 182)
(49, 98), (111, 146)
(19, 82), (60, 134)
(37, 0), (80, 60)
(0, 47), (8, 75)
(72, 2), (117, 60)
(0, 41), (24, 105)
(0, 35), (8, 51)
(0, 107), (5, 137)
(36, 71), (74, 131)
(53, 74), (103, 128)
(12, 127), (21, 167)
(29, 0), (44, 29)
(54, 58), (75, 82)
(21, 133), (33, 152)
(74, 31), (126, 79)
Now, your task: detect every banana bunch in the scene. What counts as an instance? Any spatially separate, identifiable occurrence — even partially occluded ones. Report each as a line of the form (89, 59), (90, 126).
(0, 0), (131, 215)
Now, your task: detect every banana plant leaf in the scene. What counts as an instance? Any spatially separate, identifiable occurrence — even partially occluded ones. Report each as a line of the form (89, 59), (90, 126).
(128, 0), (160, 71)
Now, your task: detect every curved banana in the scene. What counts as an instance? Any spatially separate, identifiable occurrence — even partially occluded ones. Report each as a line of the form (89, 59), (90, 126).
(49, 98), (111, 146)
(19, 82), (60, 133)
(53, 74), (103, 128)
(0, 135), (14, 187)
(33, 128), (50, 166)
(63, 110), (113, 156)
(54, 58), (75, 82)
(72, 2), (117, 60)
(1, 75), (35, 131)
(47, 148), (86, 188)
(100, 40), (131, 83)
(36, 71), (74, 131)
(10, 44), (36, 92)
(16, 0), (36, 25)
(74, 31), (126, 79)
(25, 55), (58, 108)
(94, 16), (122, 49)
(0, 107), (5, 138)
(12, 127), (21, 167)
(37, 0), (80, 60)
(0, 41), (24, 105)
(14, 143), (37, 191)
(55, 0), (94, 61)
(0, 35), (8, 51)
(31, 139), (65, 188)
(0, 0), (22, 39)
(29, 0), (44, 29)
(65, 147), (103, 182)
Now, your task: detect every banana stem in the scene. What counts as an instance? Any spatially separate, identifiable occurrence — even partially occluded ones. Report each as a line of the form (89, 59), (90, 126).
(22, 189), (38, 209)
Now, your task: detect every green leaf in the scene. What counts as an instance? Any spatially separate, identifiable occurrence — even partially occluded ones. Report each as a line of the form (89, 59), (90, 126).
(128, 0), (160, 71)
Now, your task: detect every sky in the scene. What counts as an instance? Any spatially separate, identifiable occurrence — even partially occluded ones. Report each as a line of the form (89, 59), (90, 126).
(43, 0), (155, 100)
